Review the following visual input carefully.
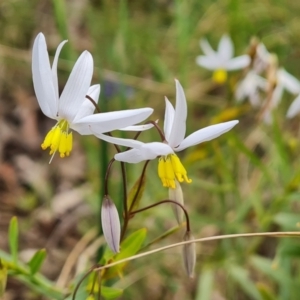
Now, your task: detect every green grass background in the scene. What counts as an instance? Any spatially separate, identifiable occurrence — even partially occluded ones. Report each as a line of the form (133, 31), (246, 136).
(2, 0), (300, 299)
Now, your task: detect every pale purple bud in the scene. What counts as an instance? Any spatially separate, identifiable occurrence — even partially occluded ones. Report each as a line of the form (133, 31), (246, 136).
(182, 231), (196, 278)
(101, 195), (121, 253)
(169, 180), (184, 223)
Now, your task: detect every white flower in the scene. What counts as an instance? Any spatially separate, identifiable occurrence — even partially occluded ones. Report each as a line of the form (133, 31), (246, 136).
(95, 80), (238, 188)
(196, 34), (250, 84)
(235, 70), (267, 107)
(32, 33), (153, 160)
(263, 68), (300, 123)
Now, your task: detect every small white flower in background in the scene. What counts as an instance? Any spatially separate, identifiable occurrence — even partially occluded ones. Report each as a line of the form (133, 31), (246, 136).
(95, 80), (239, 189)
(235, 70), (267, 107)
(196, 34), (250, 84)
(253, 43), (271, 74)
(263, 68), (300, 123)
(32, 33), (153, 161)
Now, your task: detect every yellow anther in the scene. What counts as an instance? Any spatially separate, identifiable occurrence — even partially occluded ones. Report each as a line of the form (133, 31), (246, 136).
(157, 154), (192, 189)
(41, 128), (55, 150)
(59, 133), (68, 158)
(212, 69), (227, 84)
(41, 119), (73, 159)
(170, 154), (192, 184)
(66, 132), (73, 156)
(50, 127), (62, 152)
(158, 158), (168, 187)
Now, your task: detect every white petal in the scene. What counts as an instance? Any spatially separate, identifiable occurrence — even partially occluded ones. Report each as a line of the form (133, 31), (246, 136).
(119, 123), (155, 131)
(248, 92), (261, 108)
(218, 34), (233, 61)
(32, 33), (57, 119)
(196, 55), (220, 70)
(92, 132), (144, 148)
(278, 68), (300, 94)
(73, 108), (153, 135)
(168, 80), (187, 148)
(270, 85), (284, 108)
(176, 121), (239, 151)
(51, 40), (68, 100)
(226, 55), (250, 70)
(87, 84), (101, 104)
(200, 38), (216, 56)
(73, 84), (100, 122)
(115, 149), (146, 163)
(287, 94), (300, 118)
(59, 51), (94, 121)
(164, 97), (175, 140)
(115, 142), (173, 163)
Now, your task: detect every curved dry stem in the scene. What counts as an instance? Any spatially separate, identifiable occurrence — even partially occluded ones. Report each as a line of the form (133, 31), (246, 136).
(92, 231), (300, 272)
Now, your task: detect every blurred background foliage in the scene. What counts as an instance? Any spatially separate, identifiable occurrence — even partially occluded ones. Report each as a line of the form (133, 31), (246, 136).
(1, 0), (300, 299)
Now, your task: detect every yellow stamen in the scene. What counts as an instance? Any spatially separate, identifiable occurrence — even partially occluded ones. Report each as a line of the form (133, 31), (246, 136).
(41, 119), (72, 159)
(158, 154), (192, 189)
(212, 69), (227, 84)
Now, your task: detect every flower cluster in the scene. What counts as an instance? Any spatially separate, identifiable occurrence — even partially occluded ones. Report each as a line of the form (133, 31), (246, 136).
(196, 34), (300, 123)
(32, 33), (238, 281)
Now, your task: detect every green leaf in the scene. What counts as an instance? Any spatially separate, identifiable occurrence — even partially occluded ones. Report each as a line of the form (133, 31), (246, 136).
(103, 228), (147, 279)
(127, 173), (146, 212)
(256, 282), (277, 300)
(86, 276), (123, 299)
(28, 249), (47, 275)
(195, 267), (214, 300)
(142, 224), (182, 250)
(273, 212), (300, 230)
(8, 217), (18, 264)
(228, 264), (262, 300)
(251, 256), (292, 286)
(0, 260), (7, 297)
(101, 286), (123, 299)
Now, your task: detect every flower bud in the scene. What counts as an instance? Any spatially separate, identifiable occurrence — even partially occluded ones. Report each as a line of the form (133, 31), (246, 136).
(169, 180), (184, 223)
(182, 231), (196, 278)
(101, 195), (121, 253)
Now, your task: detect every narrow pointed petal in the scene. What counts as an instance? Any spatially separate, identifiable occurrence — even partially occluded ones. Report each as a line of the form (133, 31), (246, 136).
(218, 34), (233, 61)
(182, 231), (196, 278)
(278, 69), (300, 94)
(226, 55), (250, 70)
(199, 38), (216, 56)
(59, 51), (94, 121)
(32, 33), (57, 119)
(101, 195), (121, 253)
(168, 80), (187, 148)
(270, 85), (284, 108)
(115, 142), (173, 163)
(164, 97), (175, 141)
(169, 181), (184, 224)
(287, 94), (300, 118)
(196, 55), (220, 70)
(93, 132), (144, 148)
(73, 84), (101, 122)
(51, 40), (68, 100)
(176, 121), (239, 151)
(119, 123), (155, 131)
(73, 108), (153, 135)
